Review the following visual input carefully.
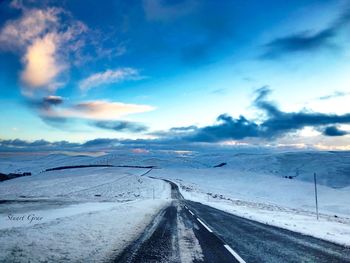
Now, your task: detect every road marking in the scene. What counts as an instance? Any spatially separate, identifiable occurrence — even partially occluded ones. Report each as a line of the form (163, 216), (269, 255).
(196, 218), (213, 233)
(184, 205), (245, 263)
(223, 244), (246, 263)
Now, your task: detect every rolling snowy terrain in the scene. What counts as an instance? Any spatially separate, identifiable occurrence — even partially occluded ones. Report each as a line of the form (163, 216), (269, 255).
(0, 166), (170, 262)
(0, 150), (349, 261)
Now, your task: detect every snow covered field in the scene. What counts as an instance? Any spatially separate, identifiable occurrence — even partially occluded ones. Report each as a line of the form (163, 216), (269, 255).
(0, 200), (168, 262)
(0, 166), (170, 262)
(0, 150), (349, 262)
(0, 167), (170, 201)
(0, 153), (95, 174)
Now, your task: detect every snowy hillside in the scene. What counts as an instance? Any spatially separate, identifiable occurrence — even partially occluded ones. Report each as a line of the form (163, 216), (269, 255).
(92, 150), (350, 188)
(0, 153), (94, 174)
(2, 150), (349, 188)
(0, 167), (169, 201)
(0, 166), (170, 262)
(0, 149), (349, 260)
(216, 151), (350, 188)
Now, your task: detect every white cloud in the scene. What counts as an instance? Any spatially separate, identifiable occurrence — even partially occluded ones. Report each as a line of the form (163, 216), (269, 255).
(1, 2), (130, 97)
(0, 6), (87, 94)
(21, 33), (63, 89)
(0, 7), (60, 50)
(79, 68), (142, 91)
(41, 100), (155, 120)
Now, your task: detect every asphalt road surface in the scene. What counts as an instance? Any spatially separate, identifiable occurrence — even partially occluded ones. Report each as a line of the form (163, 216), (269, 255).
(113, 180), (350, 263)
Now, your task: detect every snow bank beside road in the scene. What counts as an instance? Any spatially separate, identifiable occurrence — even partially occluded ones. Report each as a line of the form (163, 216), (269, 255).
(151, 168), (350, 246)
(186, 191), (350, 247)
(0, 166), (171, 262)
(0, 199), (169, 262)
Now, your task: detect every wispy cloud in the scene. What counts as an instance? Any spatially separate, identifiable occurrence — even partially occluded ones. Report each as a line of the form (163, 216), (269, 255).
(93, 120), (148, 133)
(143, 0), (197, 21)
(79, 68), (142, 91)
(261, 6), (350, 59)
(210, 88), (227, 95)
(0, 7), (60, 50)
(318, 91), (350, 100)
(38, 100), (154, 121)
(261, 28), (335, 59)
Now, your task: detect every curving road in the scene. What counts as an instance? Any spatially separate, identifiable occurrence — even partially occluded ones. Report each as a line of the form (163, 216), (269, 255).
(113, 180), (350, 263)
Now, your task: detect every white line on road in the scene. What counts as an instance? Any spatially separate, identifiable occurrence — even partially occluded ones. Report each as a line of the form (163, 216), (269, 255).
(196, 218), (213, 233)
(186, 206), (246, 263)
(223, 244), (246, 263)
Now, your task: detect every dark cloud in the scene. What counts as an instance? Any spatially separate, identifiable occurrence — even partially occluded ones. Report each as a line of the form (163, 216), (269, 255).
(261, 28), (335, 59)
(27, 97), (151, 130)
(0, 138), (127, 152)
(333, 6), (350, 28)
(27, 96), (69, 128)
(260, 110), (350, 138)
(28, 96), (64, 110)
(0, 139), (33, 147)
(40, 116), (69, 128)
(188, 114), (259, 142)
(170, 125), (197, 132)
(322, 126), (348, 136)
(93, 120), (148, 133)
(43, 96), (64, 106)
(0, 139), (80, 152)
(149, 125), (197, 138)
(82, 138), (120, 147)
(255, 88), (350, 138)
(261, 7), (350, 59)
(159, 86), (350, 142)
(26, 96), (68, 126)
(2, 87), (350, 152)
(319, 91), (349, 100)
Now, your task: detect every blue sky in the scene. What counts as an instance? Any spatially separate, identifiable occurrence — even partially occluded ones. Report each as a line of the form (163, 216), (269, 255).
(0, 0), (350, 151)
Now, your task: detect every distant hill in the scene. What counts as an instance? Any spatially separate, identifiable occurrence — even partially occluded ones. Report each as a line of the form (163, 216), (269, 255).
(1, 150), (349, 188)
